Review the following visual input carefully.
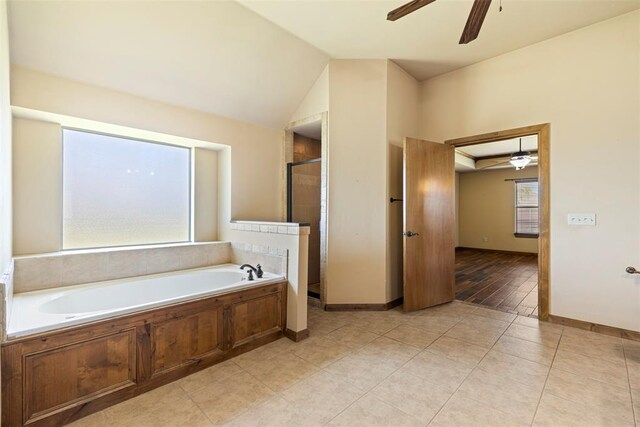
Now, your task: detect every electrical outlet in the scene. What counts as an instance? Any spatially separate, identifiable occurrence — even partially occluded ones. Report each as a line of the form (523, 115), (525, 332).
(482, 236), (489, 242)
(567, 213), (596, 226)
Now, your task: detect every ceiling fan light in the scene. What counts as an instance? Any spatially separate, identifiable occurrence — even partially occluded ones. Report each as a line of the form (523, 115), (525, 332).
(509, 153), (532, 169)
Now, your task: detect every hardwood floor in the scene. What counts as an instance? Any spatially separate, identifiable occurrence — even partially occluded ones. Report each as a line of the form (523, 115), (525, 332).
(455, 248), (538, 317)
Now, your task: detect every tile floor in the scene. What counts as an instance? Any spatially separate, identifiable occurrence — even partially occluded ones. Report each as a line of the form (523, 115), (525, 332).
(71, 301), (640, 426)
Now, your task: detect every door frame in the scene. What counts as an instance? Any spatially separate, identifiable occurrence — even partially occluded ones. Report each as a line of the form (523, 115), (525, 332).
(445, 123), (550, 320)
(284, 112), (329, 305)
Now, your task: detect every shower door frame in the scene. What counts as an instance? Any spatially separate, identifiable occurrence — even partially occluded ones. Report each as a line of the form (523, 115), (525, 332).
(284, 112), (328, 305)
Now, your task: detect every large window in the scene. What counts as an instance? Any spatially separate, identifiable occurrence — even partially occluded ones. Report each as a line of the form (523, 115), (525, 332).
(63, 129), (191, 249)
(514, 179), (539, 238)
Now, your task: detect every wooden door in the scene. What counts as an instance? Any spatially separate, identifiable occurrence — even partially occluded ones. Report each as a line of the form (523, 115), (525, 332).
(403, 137), (455, 312)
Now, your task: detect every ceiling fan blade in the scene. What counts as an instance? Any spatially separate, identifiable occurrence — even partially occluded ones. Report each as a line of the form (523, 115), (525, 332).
(387, 0), (437, 22)
(459, 0), (492, 44)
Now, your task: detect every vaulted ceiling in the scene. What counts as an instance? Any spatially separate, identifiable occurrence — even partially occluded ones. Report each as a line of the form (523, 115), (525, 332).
(7, 0), (329, 128)
(241, 0), (640, 80)
(7, 0), (639, 129)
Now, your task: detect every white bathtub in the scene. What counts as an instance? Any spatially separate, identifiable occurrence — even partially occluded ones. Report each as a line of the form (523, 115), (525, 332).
(7, 264), (285, 339)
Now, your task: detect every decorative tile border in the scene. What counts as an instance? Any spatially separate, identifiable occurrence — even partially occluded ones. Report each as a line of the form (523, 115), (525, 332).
(230, 221), (310, 236)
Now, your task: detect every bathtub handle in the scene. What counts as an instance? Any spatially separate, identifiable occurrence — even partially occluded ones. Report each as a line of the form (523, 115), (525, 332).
(247, 269), (255, 281)
(256, 264), (263, 278)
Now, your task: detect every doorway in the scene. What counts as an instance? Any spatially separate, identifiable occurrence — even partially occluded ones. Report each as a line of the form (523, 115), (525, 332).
(284, 113), (328, 304)
(446, 124), (550, 320)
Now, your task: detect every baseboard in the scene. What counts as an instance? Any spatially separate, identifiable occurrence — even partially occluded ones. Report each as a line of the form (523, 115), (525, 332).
(324, 297), (403, 312)
(548, 314), (640, 342)
(456, 246), (538, 256)
(284, 328), (310, 342)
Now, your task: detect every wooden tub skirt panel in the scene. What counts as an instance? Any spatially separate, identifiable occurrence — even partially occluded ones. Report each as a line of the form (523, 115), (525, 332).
(1, 281), (287, 427)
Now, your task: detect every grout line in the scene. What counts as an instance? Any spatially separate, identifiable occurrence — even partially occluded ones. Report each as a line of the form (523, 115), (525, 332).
(622, 344), (638, 427)
(529, 326), (564, 426)
(425, 311), (519, 425)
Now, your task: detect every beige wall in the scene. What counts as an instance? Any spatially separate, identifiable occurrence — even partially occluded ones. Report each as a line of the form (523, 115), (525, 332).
(454, 172), (459, 247)
(386, 61), (419, 302)
(12, 118), (61, 254)
(458, 167), (538, 253)
(0, 0), (11, 272)
(326, 59), (388, 304)
(289, 65), (328, 124)
(193, 148), (218, 242)
(10, 66), (284, 247)
(419, 11), (640, 331)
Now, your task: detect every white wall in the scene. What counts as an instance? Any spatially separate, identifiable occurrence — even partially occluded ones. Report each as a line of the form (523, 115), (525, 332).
(386, 61), (419, 302)
(326, 59), (388, 304)
(419, 11), (640, 331)
(10, 66), (284, 245)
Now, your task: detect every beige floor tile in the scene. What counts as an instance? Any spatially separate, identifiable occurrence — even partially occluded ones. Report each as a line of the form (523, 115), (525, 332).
(472, 307), (518, 323)
(370, 368), (453, 420)
(559, 331), (625, 364)
(242, 351), (319, 392)
(403, 350), (473, 393)
(513, 315), (563, 331)
(178, 359), (243, 395)
(350, 313), (404, 335)
(384, 324), (441, 348)
(324, 348), (399, 392)
(458, 314), (511, 332)
(232, 337), (297, 369)
(553, 349), (629, 388)
(504, 323), (562, 348)
(631, 387), (640, 424)
(444, 321), (504, 348)
(358, 336), (421, 367)
(104, 383), (211, 427)
(544, 367), (633, 418)
(456, 368), (543, 424)
(326, 325), (379, 349)
(188, 371), (275, 424)
(328, 393), (423, 426)
(430, 393), (529, 427)
(425, 336), (489, 368)
(405, 314), (460, 335)
(224, 396), (313, 427)
(493, 335), (556, 366)
(68, 411), (110, 427)
(624, 340), (640, 388)
(477, 350), (550, 391)
(292, 335), (354, 368)
(533, 392), (634, 426)
(281, 370), (364, 424)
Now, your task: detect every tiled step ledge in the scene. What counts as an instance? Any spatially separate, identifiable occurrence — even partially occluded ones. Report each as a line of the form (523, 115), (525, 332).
(231, 220), (310, 236)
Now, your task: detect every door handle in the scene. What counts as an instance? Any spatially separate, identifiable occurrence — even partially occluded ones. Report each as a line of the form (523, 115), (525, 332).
(626, 267), (640, 274)
(404, 231), (420, 237)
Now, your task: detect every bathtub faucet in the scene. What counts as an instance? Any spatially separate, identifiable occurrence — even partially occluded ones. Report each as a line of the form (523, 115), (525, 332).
(240, 264), (263, 280)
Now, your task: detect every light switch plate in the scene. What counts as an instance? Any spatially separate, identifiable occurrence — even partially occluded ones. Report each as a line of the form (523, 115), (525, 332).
(567, 213), (596, 226)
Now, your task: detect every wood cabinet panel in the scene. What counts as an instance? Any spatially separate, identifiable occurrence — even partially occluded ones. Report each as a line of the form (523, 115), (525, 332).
(231, 293), (282, 347)
(23, 330), (136, 424)
(150, 306), (223, 376)
(2, 281), (286, 427)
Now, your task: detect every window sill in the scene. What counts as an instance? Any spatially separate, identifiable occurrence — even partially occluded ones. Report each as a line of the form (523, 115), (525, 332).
(514, 233), (539, 239)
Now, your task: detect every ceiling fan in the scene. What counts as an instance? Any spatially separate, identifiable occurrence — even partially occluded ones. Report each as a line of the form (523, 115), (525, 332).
(387, 0), (493, 44)
(476, 139), (536, 170)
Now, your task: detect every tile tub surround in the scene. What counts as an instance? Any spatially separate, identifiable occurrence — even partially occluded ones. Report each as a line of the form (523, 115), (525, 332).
(0, 260), (14, 341)
(231, 220), (311, 236)
(13, 242), (232, 293)
(231, 242), (288, 277)
(70, 301), (640, 426)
